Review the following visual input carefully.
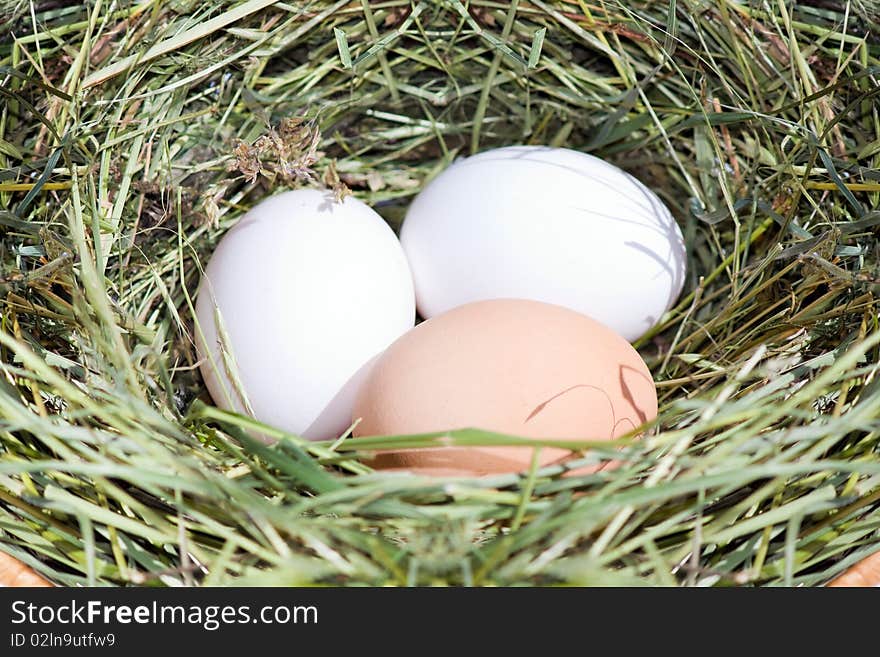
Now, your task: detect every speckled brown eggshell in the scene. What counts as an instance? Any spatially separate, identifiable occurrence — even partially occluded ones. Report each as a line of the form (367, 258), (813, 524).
(352, 298), (657, 476)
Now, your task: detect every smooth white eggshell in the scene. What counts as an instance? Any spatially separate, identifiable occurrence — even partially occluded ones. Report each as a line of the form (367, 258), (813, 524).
(400, 145), (687, 341)
(195, 189), (415, 441)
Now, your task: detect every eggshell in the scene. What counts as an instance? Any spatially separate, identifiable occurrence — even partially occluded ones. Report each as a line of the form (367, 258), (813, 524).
(195, 189), (415, 441)
(352, 299), (657, 476)
(400, 145), (687, 341)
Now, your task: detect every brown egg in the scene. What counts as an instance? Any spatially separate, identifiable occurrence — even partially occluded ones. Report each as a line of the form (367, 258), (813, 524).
(352, 299), (657, 476)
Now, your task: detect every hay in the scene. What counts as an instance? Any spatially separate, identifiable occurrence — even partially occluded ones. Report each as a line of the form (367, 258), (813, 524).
(0, 0), (878, 586)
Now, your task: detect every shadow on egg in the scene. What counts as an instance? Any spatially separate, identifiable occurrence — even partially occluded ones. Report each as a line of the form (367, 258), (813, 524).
(303, 354), (380, 440)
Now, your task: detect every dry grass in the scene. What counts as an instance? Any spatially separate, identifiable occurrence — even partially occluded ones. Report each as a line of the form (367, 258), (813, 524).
(0, 0), (878, 586)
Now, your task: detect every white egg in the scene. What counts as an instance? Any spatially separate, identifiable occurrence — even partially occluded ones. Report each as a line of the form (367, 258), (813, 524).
(195, 189), (415, 441)
(400, 146), (687, 341)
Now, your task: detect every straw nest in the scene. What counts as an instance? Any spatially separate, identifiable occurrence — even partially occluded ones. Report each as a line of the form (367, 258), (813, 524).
(1, 1), (878, 586)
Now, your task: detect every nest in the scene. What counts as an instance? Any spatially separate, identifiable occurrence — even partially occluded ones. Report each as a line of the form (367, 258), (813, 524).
(0, 1), (878, 586)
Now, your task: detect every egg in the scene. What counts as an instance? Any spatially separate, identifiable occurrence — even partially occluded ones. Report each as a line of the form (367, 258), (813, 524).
(195, 189), (415, 441)
(352, 299), (657, 476)
(400, 145), (687, 341)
